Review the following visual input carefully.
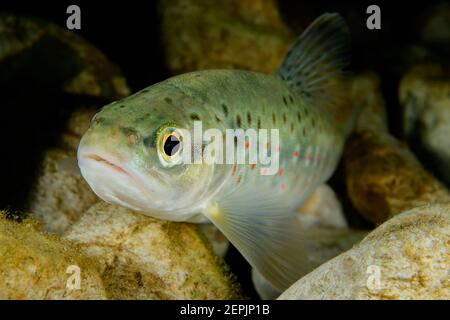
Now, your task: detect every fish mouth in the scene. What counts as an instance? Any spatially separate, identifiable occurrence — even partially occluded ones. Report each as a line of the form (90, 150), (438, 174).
(79, 151), (169, 197)
(79, 151), (162, 209)
(82, 153), (170, 186)
(83, 154), (131, 176)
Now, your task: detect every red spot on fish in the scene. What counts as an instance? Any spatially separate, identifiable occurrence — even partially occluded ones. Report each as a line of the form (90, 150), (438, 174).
(245, 141), (250, 149)
(264, 143), (268, 150)
(278, 168), (283, 176)
(293, 151), (299, 158)
(250, 163), (256, 170)
(276, 145), (281, 153)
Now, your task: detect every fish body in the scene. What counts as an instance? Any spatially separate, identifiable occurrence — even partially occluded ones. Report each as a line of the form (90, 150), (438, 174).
(78, 13), (353, 290)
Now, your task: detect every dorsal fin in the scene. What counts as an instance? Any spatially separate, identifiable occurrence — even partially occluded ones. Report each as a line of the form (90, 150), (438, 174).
(278, 13), (354, 136)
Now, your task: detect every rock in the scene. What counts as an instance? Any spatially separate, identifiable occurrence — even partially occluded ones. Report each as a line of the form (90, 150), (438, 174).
(159, 0), (295, 74)
(59, 107), (97, 151)
(0, 14), (129, 213)
(351, 73), (389, 133)
(278, 203), (450, 300)
(27, 149), (98, 235)
(0, 14), (130, 100)
(345, 73), (450, 224)
(0, 212), (106, 299)
(297, 184), (348, 229)
(345, 131), (450, 224)
(419, 3), (450, 47)
(197, 223), (230, 258)
(64, 202), (241, 300)
(399, 63), (450, 184)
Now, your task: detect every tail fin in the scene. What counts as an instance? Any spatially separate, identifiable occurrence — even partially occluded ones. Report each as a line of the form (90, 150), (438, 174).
(278, 13), (355, 137)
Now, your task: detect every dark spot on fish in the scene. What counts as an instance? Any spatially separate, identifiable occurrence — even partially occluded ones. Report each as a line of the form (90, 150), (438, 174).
(283, 113), (287, 124)
(190, 113), (200, 121)
(135, 113), (151, 123)
(164, 97), (173, 104)
(119, 105), (126, 109)
(247, 112), (252, 125)
(311, 118), (315, 128)
(289, 95), (294, 104)
(290, 122), (294, 133)
(121, 127), (138, 136)
(272, 112), (276, 125)
(215, 114), (221, 122)
(236, 114), (242, 127)
(91, 115), (105, 126)
(297, 112), (302, 123)
(305, 108), (309, 116)
(303, 127), (307, 137)
(222, 103), (229, 117)
(296, 80), (302, 87)
(257, 117), (261, 129)
(283, 96), (288, 106)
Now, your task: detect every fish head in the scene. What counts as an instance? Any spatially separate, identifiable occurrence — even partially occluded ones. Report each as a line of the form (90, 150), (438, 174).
(77, 83), (220, 221)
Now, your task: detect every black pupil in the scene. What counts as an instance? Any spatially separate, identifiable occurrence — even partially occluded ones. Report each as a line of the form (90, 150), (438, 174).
(164, 135), (180, 156)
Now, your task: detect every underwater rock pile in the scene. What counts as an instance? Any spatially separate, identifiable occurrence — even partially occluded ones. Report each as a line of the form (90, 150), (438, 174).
(159, 0), (295, 74)
(0, 1), (449, 300)
(0, 13), (129, 100)
(279, 204), (450, 300)
(399, 63), (450, 185)
(64, 202), (239, 300)
(345, 72), (450, 224)
(0, 213), (107, 299)
(27, 148), (98, 235)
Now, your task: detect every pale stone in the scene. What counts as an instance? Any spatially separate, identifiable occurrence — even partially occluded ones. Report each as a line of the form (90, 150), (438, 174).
(278, 203), (450, 300)
(0, 213), (106, 299)
(64, 202), (241, 300)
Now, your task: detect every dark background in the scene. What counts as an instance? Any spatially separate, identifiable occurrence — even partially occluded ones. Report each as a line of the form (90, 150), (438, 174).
(0, 0), (446, 299)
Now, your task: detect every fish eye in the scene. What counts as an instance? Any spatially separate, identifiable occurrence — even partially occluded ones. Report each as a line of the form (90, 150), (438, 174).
(163, 133), (181, 157)
(156, 125), (184, 167)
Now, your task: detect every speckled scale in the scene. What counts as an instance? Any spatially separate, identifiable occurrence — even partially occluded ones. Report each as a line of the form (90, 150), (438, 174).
(166, 69), (344, 208)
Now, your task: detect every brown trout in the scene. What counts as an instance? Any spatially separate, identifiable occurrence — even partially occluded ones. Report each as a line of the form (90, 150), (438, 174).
(77, 13), (355, 291)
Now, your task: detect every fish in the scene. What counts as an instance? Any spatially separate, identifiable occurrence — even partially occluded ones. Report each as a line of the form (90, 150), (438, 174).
(77, 13), (355, 291)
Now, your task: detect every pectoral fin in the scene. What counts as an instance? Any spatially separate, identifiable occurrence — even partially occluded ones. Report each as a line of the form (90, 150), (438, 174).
(203, 186), (315, 291)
